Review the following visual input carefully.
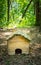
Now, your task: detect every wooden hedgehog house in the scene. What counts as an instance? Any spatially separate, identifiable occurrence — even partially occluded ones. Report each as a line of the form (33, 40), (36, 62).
(7, 31), (31, 55)
(0, 29), (31, 55)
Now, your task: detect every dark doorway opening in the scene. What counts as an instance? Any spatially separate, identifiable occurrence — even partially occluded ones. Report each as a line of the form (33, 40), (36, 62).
(15, 49), (22, 54)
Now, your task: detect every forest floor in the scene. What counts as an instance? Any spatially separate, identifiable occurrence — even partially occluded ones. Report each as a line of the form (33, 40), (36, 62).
(0, 54), (41, 65)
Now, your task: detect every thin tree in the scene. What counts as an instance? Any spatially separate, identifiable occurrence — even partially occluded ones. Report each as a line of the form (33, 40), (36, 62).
(7, 0), (10, 26)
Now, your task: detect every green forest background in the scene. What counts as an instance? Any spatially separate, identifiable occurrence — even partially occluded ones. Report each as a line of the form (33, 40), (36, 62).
(0, 0), (41, 29)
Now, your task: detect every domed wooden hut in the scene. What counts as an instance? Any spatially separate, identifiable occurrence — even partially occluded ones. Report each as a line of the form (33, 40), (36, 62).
(7, 31), (31, 55)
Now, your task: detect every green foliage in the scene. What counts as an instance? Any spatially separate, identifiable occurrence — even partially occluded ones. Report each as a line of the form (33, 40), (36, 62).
(0, 0), (36, 28)
(9, 0), (36, 28)
(0, 0), (7, 28)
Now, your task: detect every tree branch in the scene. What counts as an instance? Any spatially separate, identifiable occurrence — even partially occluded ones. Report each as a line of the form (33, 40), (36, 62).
(19, 0), (33, 23)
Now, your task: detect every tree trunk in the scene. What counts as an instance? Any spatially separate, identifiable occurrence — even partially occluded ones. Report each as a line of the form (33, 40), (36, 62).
(35, 0), (41, 31)
(7, 0), (10, 26)
(35, 0), (40, 25)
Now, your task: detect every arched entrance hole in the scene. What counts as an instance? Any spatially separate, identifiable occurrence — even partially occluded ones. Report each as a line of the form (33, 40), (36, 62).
(15, 49), (22, 54)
